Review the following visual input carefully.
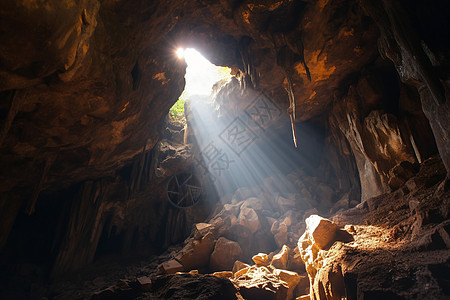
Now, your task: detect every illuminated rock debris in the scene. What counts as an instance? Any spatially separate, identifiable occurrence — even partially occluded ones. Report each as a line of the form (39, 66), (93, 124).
(0, 0), (449, 299)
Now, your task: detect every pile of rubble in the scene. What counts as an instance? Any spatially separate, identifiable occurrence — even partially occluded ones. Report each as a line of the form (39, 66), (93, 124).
(163, 168), (350, 268)
(147, 167), (358, 299)
(155, 212), (354, 300)
(86, 158), (449, 299)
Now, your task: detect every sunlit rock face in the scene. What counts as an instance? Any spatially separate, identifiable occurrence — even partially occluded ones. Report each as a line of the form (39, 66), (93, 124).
(359, 0), (450, 178)
(297, 158), (449, 300)
(330, 60), (437, 200)
(297, 215), (353, 299)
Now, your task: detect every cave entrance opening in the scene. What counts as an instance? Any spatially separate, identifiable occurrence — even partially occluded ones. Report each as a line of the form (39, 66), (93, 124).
(169, 48), (231, 120)
(171, 48), (315, 203)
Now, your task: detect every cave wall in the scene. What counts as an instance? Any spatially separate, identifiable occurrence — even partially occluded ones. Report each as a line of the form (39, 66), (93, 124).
(2, 139), (213, 278)
(0, 0), (187, 249)
(359, 0), (450, 177)
(0, 0), (448, 282)
(330, 60), (437, 200)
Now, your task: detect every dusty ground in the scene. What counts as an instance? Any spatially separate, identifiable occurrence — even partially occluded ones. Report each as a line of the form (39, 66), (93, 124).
(326, 156), (450, 299)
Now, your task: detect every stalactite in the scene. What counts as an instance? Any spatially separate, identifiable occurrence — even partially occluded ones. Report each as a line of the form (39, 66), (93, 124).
(135, 144), (147, 192)
(238, 36), (258, 91)
(129, 160), (139, 195)
(381, 0), (445, 106)
(287, 76), (298, 148)
(143, 150), (154, 186)
(26, 152), (58, 215)
(128, 145), (158, 197)
(402, 118), (422, 164)
(0, 90), (20, 148)
(52, 180), (107, 276)
(277, 45), (298, 147)
(129, 146), (146, 196)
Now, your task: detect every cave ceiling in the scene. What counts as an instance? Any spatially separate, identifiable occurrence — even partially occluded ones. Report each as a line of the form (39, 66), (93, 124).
(1, 0), (380, 195)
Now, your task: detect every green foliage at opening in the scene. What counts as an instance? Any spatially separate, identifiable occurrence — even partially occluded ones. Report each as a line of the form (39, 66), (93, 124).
(168, 65), (231, 119)
(216, 66), (232, 82)
(169, 90), (188, 118)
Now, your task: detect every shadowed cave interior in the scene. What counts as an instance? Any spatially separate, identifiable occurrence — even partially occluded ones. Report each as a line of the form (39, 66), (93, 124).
(0, 1), (449, 299)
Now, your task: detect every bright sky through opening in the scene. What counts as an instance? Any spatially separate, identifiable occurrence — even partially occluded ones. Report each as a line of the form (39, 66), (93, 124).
(177, 48), (231, 96)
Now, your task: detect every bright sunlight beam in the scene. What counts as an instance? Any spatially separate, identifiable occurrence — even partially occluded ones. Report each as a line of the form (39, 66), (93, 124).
(177, 49), (312, 202)
(176, 48), (185, 59)
(180, 48), (231, 96)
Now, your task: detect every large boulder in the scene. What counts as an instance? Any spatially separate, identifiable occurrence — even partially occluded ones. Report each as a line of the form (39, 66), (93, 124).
(210, 237), (242, 271)
(238, 207), (260, 234)
(175, 232), (216, 270)
(273, 269), (301, 300)
(271, 221), (288, 248)
(271, 245), (290, 269)
(298, 215), (353, 300)
(304, 215), (339, 250)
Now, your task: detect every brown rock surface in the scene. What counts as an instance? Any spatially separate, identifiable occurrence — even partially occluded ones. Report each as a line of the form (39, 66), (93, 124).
(0, 0), (449, 299)
(150, 274), (241, 300)
(252, 253), (270, 267)
(273, 268), (301, 300)
(238, 207), (260, 234)
(272, 221), (289, 248)
(159, 259), (184, 274)
(176, 232), (216, 270)
(210, 237), (243, 271)
(136, 276), (152, 291)
(301, 158), (450, 299)
(0, 0), (381, 216)
(232, 265), (288, 300)
(193, 223), (215, 240)
(271, 245), (290, 270)
(232, 260), (251, 275)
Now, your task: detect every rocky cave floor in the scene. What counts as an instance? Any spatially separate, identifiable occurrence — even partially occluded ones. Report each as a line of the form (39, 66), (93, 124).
(36, 155), (450, 300)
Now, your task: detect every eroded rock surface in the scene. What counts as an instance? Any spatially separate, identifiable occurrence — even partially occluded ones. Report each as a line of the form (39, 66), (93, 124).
(299, 157), (450, 300)
(0, 0), (449, 299)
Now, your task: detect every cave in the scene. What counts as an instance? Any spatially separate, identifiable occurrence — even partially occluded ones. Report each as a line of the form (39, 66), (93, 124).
(0, 0), (449, 299)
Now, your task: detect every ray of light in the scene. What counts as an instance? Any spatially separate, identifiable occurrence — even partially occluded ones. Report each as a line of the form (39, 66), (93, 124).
(181, 49), (317, 204)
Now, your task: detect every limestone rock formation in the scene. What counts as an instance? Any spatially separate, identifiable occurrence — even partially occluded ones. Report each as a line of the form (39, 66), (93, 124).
(0, 0), (449, 299)
(175, 232), (216, 270)
(297, 215), (353, 299)
(298, 158), (449, 299)
(210, 237), (243, 271)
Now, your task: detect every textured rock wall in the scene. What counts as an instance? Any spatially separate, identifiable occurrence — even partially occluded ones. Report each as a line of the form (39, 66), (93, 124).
(0, 0), (187, 249)
(0, 0), (448, 284)
(0, 0), (384, 252)
(360, 0), (450, 179)
(298, 157), (449, 300)
(330, 61), (437, 200)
